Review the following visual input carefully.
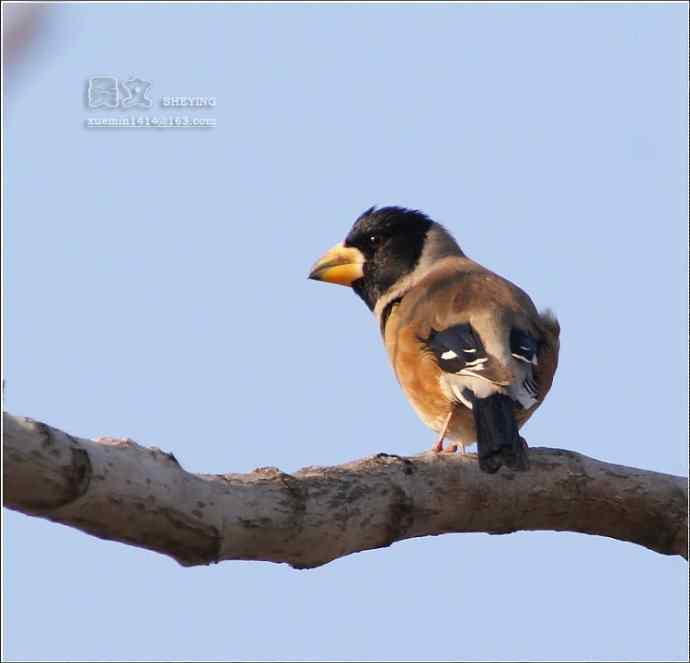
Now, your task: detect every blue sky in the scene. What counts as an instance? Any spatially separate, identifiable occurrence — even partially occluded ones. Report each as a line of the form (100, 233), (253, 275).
(3, 3), (688, 661)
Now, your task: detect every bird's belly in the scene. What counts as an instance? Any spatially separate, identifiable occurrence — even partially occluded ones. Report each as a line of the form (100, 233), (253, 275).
(392, 347), (474, 444)
(446, 409), (479, 446)
(393, 342), (450, 433)
(405, 388), (448, 433)
(402, 377), (478, 445)
(386, 313), (478, 445)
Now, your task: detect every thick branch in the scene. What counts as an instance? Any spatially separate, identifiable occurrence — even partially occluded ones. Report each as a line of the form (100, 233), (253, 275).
(3, 412), (687, 566)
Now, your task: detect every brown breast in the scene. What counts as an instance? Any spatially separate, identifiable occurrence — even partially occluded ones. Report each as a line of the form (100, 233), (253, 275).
(384, 304), (450, 433)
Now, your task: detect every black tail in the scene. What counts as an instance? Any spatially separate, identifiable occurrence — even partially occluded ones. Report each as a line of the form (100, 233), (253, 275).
(473, 393), (528, 473)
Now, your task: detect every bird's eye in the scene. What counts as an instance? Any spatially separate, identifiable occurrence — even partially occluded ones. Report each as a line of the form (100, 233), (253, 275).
(369, 234), (381, 246)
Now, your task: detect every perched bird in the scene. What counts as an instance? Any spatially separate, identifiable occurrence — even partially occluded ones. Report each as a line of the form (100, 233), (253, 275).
(308, 206), (560, 473)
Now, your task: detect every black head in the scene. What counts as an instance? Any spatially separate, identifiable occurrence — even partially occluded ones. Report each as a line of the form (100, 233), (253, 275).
(309, 205), (462, 311)
(342, 206), (433, 309)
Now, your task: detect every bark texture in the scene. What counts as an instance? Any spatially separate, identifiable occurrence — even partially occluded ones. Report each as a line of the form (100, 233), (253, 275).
(3, 412), (687, 567)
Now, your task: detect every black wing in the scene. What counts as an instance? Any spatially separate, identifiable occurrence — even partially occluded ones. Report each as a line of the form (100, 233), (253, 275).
(510, 328), (538, 365)
(420, 323), (486, 373)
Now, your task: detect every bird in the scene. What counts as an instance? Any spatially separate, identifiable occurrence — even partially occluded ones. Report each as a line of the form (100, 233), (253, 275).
(308, 206), (560, 473)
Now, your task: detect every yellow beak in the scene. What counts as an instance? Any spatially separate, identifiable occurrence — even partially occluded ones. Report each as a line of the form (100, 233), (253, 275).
(308, 242), (365, 287)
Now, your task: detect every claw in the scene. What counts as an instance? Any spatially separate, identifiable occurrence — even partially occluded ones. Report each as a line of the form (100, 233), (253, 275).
(431, 410), (454, 453)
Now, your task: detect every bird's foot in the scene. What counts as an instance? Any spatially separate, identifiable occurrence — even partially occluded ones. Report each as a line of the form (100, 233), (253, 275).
(431, 441), (458, 454)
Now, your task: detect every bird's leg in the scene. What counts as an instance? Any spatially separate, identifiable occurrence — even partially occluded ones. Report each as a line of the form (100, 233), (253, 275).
(431, 410), (455, 453)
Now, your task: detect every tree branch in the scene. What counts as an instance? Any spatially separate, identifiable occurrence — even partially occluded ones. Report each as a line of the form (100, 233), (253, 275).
(3, 412), (687, 566)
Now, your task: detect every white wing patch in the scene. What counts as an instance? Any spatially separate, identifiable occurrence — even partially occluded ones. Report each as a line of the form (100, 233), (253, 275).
(463, 357), (487, 369)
